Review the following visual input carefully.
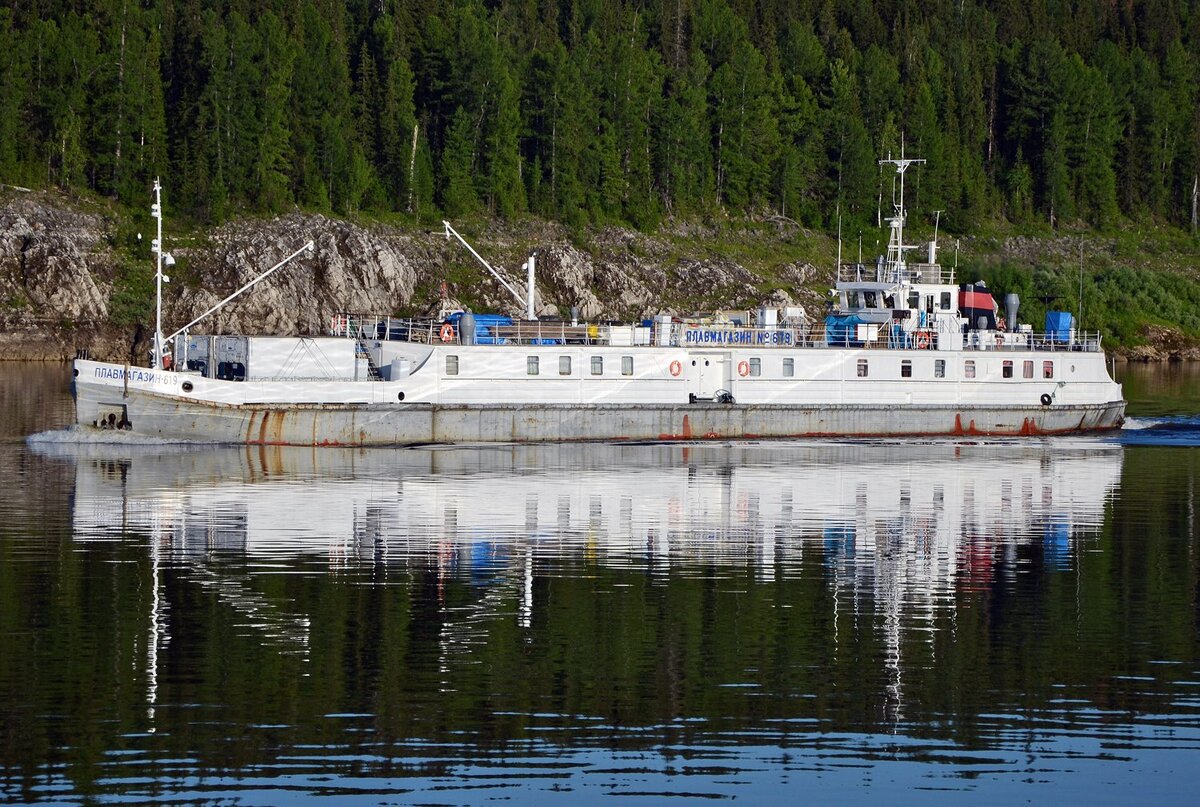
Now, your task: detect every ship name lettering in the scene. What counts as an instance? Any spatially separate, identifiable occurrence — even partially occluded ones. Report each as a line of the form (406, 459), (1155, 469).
(683, 329), (793, 346)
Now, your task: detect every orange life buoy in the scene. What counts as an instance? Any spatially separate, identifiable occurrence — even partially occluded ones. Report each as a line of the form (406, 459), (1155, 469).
(439, 323), (455, 343)
(669, 360), (682, 377)
(737, 360), (750, 377)
(914, 331), (930, 350)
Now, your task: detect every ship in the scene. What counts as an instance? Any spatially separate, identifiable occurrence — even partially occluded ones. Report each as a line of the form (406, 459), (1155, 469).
(70, 158), (1125, 446)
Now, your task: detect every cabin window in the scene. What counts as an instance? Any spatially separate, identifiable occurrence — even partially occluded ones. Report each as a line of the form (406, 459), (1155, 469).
(857, 358), (869, 377)
(901, 359), (912, 378)
(940, 292), (952, 310)
(559, 356), (572, 376)
(783, 357), (795, 377)
(1023, 360), (1034, 379)
(1043, 361), (1054, 379)
(216, 362), (246, 382)
(964, 360), (976, 379)
(591, 356), (603, 375)
(863, 291), (878, 308)
(445, 355), (459, 375)
(1002, 360), (1013, 379)
(934, 359), (945, 378)
(749, 357), (762, 376)
(527, 356), (539, 375)
(847, 291), (861, 309)
(908, 291), (920, 309)
(622, 356), (633, 376)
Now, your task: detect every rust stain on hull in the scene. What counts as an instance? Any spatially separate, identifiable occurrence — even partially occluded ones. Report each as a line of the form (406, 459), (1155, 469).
(135, 396), (1126, 446)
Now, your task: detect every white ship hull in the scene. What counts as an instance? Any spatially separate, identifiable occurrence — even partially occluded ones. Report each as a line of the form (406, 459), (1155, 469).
(72, 342), (1125, 445)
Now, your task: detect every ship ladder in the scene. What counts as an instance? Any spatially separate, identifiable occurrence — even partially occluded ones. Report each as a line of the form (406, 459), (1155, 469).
(355, 340), (382, 380)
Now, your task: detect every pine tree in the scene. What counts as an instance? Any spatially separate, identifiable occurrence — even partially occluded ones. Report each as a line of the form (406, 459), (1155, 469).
(0, 10), (32, 184)
(487, 64), (525, 218)
(440, 105), (478, 216)
(256, 12), (295, 213)
(657, 48), (714, 215)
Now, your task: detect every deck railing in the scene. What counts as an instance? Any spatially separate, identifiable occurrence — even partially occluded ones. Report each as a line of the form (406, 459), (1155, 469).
(330, 314), (1103, 353)
(837, 262), (957, 285)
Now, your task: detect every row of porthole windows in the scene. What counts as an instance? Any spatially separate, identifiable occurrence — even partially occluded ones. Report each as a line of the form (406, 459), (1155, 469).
(858, 358), (1056, 379)
(444, 355), (636, 376)
(448, 354), (1058, 380)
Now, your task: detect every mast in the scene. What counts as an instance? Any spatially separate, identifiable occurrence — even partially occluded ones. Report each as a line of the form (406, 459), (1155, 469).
(878, 150), (924, 282)
(150, 179), (173, 369)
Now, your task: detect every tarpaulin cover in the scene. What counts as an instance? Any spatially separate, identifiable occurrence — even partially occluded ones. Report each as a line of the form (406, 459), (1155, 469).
(825, 314), (865, 346)
(1045, 311), (1073, 342)
(449, 312), (513, 345)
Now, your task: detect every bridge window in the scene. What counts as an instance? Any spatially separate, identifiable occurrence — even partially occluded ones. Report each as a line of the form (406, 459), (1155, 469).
(527, 356), (539, 375)
(857, 358), (869, 377)
(622, 356), (633, 376)
(901, 359), (912, 378)
(591, 356), (603, 375)
(964, 360), (975, 379)
(783, 357), (794, 377)
(1003, 360), (1013, 379)
(934, 359), (945, 378)
(908, 291), (920, 309)
(940, 292), (952, 310)
(1043, 361), (1054, 379)
(749, 357), (761, 376)
(559, 356), (572, 376)
(1024, 360), (1034, 378)
(445, 355), (459, 376)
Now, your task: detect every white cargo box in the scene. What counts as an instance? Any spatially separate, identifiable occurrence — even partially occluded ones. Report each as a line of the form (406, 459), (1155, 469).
(247, 337), (357, 380)
(609, 326), (634, 346)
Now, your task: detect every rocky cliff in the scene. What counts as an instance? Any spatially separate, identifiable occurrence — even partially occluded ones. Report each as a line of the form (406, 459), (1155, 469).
(0, 190), (823, 362)
(4, 190), (1198, 363)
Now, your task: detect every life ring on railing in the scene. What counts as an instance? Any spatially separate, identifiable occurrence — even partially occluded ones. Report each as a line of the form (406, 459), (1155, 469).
(914, 331), (930, 350)
(737, 360), (750, 377)
(439, 323), (455, 343)
(669, 360), (682, 377)
(1040, 393), (1053, 406)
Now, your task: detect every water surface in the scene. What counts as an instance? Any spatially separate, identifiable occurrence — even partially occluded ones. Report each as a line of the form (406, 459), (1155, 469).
(2, 362), (1199, 805)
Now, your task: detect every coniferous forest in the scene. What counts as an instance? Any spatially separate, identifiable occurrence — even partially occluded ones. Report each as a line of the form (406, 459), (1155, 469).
(0, 0), (1198, 235)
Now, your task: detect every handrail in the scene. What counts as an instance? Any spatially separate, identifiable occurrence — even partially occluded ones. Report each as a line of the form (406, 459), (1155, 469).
(327, 313), (1104, 353)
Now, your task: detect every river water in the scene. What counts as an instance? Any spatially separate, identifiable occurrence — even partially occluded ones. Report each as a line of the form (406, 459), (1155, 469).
(1, 362), (1198, 805)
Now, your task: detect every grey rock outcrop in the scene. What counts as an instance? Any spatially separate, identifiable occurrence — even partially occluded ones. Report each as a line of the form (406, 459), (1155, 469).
(0, 192), (829, 362)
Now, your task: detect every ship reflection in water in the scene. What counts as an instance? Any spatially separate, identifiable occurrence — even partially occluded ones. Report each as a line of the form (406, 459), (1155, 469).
(57, 440), (1120, 610)
(25, 437), (1173, 802)
(54, 439), (1120, 700)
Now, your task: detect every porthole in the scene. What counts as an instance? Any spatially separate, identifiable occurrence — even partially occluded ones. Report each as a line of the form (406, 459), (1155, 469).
(397, 391), (405, 401)
(72, 368), (79, 378)
(181, 381), (194, 392)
